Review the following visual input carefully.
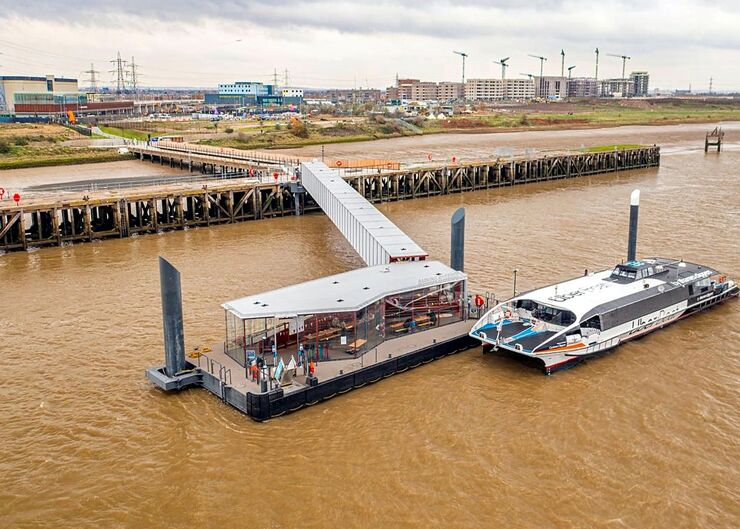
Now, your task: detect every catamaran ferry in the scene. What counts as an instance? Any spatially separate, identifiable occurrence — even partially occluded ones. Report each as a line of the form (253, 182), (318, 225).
(469, 258), (738, 373)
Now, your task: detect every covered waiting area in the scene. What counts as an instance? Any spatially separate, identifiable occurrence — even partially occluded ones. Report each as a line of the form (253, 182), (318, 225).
(221, 260), (467, 367)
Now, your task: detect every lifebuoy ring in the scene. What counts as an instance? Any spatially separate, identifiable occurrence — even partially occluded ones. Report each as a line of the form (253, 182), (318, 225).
(427, 153), (433, 161)
(474, 294), (484, 307)
(335, 160), (343, 167)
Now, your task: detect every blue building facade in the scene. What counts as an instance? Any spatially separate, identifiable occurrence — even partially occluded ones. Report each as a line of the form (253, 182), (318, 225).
(205, 81), (302, 109)
(205, 81), (284, 107)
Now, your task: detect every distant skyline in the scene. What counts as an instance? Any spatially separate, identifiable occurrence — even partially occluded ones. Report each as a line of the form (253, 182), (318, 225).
(0, 0), (738, 91)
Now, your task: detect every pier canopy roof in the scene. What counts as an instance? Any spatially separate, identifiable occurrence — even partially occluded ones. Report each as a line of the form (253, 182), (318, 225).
(222, 260), (465, 319)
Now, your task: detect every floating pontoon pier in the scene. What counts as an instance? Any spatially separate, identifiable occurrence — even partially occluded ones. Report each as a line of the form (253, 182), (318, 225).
(147, 161), (480, 420)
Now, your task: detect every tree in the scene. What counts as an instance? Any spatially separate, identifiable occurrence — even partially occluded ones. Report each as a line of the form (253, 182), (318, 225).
(289, 118), (309, 138)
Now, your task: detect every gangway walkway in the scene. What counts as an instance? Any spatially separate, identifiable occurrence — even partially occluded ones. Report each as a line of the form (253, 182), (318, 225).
(300, 161), (428, 266)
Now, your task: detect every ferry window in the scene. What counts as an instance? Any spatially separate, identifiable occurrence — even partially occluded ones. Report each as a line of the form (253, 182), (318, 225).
(516, 299), (536, 311)
(532, 305), (575, 326)
(695, 278), (711, 288)
(580, 315), (602, 331)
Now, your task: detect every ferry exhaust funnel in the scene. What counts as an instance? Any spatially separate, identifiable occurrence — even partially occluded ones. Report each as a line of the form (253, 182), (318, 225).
(451, 207), (465, 272)
(159, 256), (186, 377)
(627, 189), (640, 262)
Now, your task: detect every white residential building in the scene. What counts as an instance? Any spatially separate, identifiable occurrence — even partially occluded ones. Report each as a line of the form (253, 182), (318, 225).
(464, 78), (534, 101)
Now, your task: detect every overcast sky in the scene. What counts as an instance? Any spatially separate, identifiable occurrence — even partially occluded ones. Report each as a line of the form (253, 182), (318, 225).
(0, 0), (738, 91)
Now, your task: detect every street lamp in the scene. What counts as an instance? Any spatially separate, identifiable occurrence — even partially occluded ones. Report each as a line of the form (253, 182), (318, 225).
(512, 268), (519, 297)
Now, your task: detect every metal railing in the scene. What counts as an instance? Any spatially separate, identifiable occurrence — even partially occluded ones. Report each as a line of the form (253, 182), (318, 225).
(196, 353), (232, 386)
(27, 171), (260, 194)
(153, 140), (301, 167)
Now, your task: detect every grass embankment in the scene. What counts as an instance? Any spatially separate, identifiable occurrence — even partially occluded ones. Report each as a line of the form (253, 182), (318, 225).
(98, 125), (162, 141)
(582, 144), (645, 152)
(201, 99), (740, 152)
(0, 123), (129, 170)
(200, 117), (414, 151)
(99, 118), (234, 140)
(99, 125), (147, 141)
(421, 99), (740, 134)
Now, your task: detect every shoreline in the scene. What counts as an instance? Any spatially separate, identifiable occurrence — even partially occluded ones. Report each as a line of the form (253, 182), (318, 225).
(1, 118), (736, 171)
(200, 116), (740, 152)
(0, 152), (130, 171)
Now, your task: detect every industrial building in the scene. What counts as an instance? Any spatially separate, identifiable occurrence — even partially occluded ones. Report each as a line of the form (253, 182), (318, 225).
(465, 78), (534, 101)
(0, 75), (133, 117)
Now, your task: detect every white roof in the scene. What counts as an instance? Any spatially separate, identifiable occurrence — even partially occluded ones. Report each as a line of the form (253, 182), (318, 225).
(222, 260), (466, 319)
(300, 161), (427, 265)
(516, 267), (670, 318)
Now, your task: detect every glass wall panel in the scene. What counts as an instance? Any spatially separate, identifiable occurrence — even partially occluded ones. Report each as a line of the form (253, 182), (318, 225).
(223, 279), (465, 368)
(225, 310), (247, 366)
(320, 311), (356, 361)
(356, 299), (384, 355)
(297, 311), (357, 362)
(383, 280), (465, 338)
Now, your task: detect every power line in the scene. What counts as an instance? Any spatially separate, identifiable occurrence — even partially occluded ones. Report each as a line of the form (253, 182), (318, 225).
(84, 63), (100, 93)
(0, 38), (107, 63)
(109, 51), (127, 96)
(128, 56), (140, 94)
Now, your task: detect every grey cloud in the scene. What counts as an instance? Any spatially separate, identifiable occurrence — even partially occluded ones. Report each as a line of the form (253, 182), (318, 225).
(1, 0), (738, 50)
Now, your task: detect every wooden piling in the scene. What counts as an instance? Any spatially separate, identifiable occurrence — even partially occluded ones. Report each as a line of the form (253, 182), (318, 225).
(0, 146), (660, 253)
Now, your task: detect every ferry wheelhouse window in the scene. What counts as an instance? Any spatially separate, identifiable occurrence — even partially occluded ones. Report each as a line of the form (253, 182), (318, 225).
(611, 267), (637, 280)
(514, 300), (575, 326)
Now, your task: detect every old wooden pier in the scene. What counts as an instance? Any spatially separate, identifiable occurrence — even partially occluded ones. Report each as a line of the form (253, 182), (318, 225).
(0, 146), (659, 252)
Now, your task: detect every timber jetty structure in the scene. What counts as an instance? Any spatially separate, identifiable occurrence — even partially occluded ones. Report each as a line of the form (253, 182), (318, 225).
(0, 144), (659, 253)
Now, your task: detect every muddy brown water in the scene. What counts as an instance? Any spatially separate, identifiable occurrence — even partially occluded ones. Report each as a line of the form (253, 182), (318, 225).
(1, 124), (738, 528)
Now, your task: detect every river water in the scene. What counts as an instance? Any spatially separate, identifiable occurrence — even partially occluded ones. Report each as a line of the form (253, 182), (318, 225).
(1, 124), (738, 528)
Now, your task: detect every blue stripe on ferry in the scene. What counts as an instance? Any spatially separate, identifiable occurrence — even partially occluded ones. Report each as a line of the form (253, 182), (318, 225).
(509, 326), (542, 341)
(477, 320), (514, 334)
